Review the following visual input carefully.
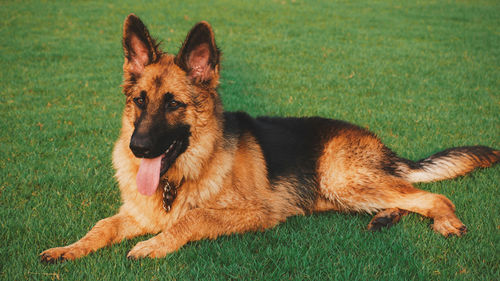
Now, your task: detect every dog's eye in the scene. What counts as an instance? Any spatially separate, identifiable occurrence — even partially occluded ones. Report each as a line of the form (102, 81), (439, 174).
(164, 92), (184, 111)
(167, 100), (180, 110)
(133, 97), (145, 108)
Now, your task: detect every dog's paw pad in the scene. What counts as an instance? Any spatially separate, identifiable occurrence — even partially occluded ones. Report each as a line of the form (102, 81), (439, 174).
(432, 216), (467, 237)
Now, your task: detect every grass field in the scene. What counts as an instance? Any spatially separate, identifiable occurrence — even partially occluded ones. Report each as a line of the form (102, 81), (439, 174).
(1, 0), (499, 280)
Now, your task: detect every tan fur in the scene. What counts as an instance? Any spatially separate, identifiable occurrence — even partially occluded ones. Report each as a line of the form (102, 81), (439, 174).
(40, 15), (497, 263)
(404, 149), (500, 183)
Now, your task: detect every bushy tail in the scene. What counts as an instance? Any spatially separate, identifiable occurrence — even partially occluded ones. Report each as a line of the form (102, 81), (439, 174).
(399, 146), (500, 183)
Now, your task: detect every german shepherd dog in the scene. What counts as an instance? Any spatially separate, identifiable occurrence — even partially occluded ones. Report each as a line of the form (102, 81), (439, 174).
(41, 14), (499, 262)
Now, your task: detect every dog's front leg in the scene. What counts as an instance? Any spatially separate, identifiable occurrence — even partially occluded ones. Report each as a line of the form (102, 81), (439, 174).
(127, 207), (277, 259)
(40, 212), (145, 263)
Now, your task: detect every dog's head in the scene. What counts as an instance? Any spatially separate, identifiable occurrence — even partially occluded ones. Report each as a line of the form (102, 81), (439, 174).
(121, 14), (221, 195)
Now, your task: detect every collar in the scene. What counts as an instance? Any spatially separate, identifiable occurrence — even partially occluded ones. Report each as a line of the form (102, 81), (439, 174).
(161, 177), (184, 212)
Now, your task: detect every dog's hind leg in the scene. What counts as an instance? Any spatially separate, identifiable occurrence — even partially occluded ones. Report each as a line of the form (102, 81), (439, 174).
(317, 133), (467, 236)
(384, 181), (467, 237)
(319, 174), (467, 237)
(40, 212), (146, 263)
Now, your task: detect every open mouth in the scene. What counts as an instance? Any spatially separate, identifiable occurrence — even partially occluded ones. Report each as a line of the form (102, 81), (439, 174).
(136, 139), (184, 196)
(160, 140), (183, 176)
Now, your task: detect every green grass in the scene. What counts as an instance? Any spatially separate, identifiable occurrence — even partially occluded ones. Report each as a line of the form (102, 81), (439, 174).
(1, 0), (499, 280)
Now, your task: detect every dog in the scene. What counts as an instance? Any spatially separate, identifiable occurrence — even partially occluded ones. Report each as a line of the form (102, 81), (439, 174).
(40, 14), (499, 262)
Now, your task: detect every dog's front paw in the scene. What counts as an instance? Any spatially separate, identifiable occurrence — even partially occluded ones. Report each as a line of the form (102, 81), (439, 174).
(40, 246), (86, 263)
(127, 234), (179, 259)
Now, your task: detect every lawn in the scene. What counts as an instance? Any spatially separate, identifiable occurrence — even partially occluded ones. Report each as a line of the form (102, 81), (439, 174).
(1, 0), (499, 280)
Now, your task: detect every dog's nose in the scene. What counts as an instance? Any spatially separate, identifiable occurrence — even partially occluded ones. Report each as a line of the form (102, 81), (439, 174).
(129, 133), (154, 158)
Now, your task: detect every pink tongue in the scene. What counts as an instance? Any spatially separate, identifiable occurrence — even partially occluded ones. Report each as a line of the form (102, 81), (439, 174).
(136, 156), (162, 196)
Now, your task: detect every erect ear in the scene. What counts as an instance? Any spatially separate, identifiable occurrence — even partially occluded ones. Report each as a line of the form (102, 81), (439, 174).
(122, 14), (161, 77)
(175, 21), (221, 85)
